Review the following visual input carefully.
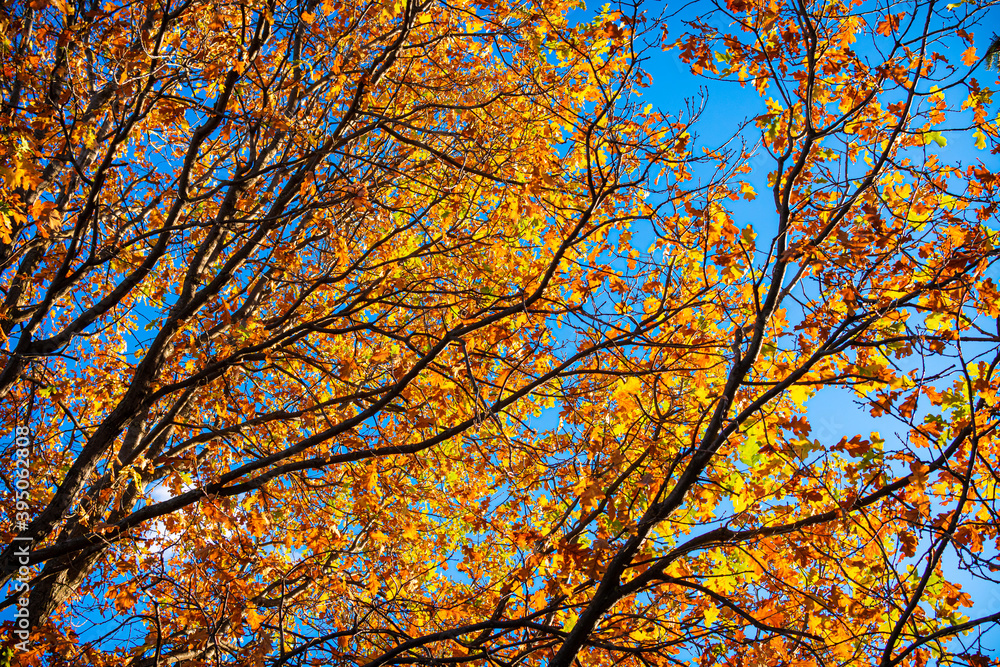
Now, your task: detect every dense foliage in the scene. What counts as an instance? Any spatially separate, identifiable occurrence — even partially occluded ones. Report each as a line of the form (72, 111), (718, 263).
(3, 0), (1000, 665)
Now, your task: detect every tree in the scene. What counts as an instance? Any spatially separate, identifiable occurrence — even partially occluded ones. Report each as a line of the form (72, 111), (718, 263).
(2, 0), (1000, 663)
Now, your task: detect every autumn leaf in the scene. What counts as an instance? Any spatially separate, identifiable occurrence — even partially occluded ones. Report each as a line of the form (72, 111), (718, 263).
(3, 2), (1000, 667)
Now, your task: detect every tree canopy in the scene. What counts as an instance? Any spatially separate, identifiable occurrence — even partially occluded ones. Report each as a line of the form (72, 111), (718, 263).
(3, 0), (1000, 665)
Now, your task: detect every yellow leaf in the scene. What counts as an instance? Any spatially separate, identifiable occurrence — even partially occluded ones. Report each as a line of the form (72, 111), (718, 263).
(787, 383), (812, 407)
(612, 377), (642, 402)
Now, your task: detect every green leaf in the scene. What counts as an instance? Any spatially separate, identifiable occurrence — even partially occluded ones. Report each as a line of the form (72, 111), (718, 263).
(923, 131), (947, 147)
(737, 437), (760, 466)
